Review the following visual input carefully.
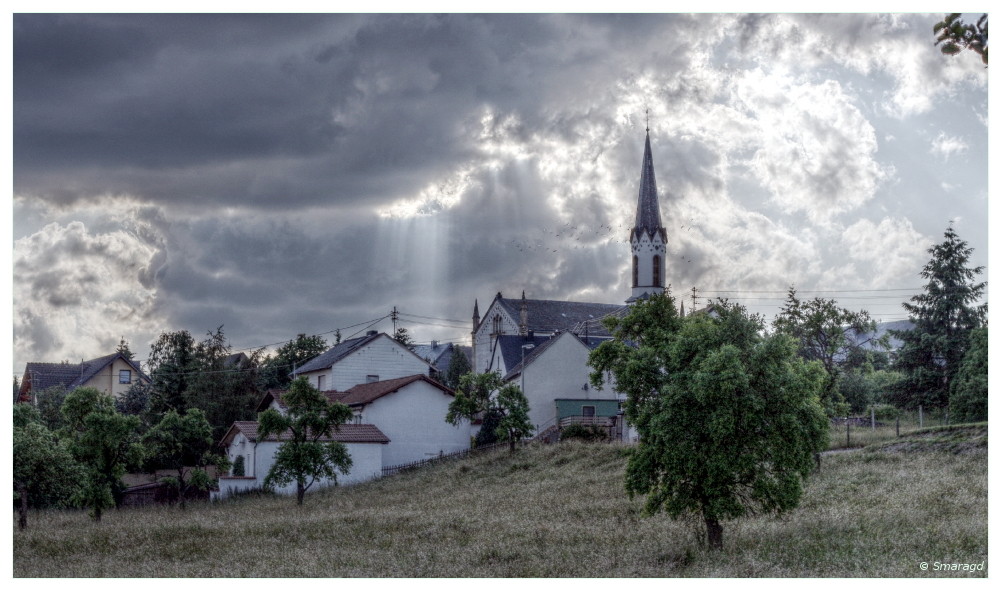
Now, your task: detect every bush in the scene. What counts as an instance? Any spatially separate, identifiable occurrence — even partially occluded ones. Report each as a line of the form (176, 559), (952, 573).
(867, 404), (900, 422)
(560, 423), (609, 442)
(231, 455), (245, 477)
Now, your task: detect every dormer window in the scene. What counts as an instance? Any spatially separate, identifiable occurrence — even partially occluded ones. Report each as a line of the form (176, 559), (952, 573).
(366, 375), (379, 383)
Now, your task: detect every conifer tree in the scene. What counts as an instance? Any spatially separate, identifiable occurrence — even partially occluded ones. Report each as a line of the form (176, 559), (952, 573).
(890, 226), (986, 409)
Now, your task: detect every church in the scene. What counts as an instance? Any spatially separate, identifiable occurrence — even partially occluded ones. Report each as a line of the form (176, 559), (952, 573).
(470, 128), (668, 377)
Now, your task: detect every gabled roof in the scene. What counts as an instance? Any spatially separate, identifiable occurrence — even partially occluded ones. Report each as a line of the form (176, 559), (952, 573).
(291, 332), (433, 376)
(292, 332), (381, 375)
(20, 352), (149, 395)
(259, 374), (454, 413)
(221, 421), (390, 446)
(495, 333), (552, 375)
(326, 374), (454, 407)
(503, 331), (590, 381)
(493, 295), (626, 336)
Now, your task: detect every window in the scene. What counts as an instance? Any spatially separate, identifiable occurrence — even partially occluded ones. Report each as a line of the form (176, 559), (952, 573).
(119, 370), (132, 384)
(632, 256), (639, 287)
(652, 255), (662, 287)
(582, 405), (596, 417)
(366, 374), (379, 383)
(317, 375), (325, 390)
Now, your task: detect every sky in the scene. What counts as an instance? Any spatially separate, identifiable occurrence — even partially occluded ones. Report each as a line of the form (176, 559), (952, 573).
(9, 11), (990, 377)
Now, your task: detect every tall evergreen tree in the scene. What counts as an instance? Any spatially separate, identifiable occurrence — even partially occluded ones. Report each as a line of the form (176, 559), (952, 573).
(890, 226), (987, 409)
(443, 346), (472, 390)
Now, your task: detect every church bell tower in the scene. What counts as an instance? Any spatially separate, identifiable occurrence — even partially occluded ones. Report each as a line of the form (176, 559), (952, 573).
(627, 127), (667, 303)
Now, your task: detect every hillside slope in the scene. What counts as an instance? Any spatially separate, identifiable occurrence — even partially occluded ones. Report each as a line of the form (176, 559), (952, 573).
(14, 435), (987, 577)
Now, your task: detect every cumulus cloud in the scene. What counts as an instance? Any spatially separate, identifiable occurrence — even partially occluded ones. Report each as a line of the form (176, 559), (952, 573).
(930, 132), (969, 160)
(13, 220), (165, 363)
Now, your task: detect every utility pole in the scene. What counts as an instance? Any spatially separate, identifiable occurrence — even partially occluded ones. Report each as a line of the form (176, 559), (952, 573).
(391, 306), (399, 335)
(691, 286), (699, 311)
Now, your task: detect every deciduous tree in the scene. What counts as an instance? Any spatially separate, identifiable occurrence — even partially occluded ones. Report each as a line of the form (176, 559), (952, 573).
(143, 408), (227, 508)
(61, 388), (144, 521)
(257, 377), (354, 505)
(13, 405), (84, 529)
(773, 288), (885, 416)
(590, 295), (828, 550)
(259, 333), (328, 390)
(934, 13), (988, 66)
(446, 371), (533, 453)
(949, 327), (988, 423)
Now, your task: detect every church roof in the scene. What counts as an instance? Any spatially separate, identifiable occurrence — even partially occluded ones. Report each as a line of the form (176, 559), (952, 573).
(631, 131), (666, 242)
(495, 295), (626, 336)
(496, 333), (552, 374)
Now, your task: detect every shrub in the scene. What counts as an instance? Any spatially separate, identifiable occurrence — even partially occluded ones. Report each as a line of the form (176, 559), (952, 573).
(867, 404), (900, 422)
(560, 423), (608, 442)
(231, 455), (245, 477)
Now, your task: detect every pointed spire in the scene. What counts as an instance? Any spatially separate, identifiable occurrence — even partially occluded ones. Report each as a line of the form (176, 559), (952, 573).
(634, 130), (662, 234)
(472, 299), (480, 332)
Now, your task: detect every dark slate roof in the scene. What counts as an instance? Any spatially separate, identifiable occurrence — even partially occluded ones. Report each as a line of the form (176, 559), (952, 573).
(502, 332), (569, 380)
(291, 332), (381, 375)
(412, 342), (452, 370)
(496, 333), (552, 374)
(495, 296), (626, 336)
(223, 421), (390, 445)
(631, 131), (666, 242)
(20, 352), (149, 395)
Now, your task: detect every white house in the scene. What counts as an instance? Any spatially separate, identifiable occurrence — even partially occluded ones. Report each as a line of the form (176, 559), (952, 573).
(291, 331), (435, 391)
(214, 421), (389, 500)
(258, 374), (471, 468)
(502, 331), (626, 439)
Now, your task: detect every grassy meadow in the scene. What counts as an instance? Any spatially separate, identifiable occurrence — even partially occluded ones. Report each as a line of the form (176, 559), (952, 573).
(13, 425), (987, 578)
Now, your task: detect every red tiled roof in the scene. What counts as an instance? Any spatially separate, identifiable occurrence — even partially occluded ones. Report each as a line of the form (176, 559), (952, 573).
(262, 374), (453, 412)
(223, 421), (390, 445)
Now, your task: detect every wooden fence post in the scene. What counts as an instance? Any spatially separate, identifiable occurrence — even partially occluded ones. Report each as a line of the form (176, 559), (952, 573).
(871, 408), (876, 431)
(896, 415), (900, 437)
(919, 405), (923, 428)
(846, 422), (850, 447)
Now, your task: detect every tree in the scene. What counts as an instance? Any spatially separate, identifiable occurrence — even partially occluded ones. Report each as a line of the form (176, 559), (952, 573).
(61, 387), (144, 521)
(589, 295), (828, 550)
(143, 408), (227, 508)
(772, 288), (886, 416)
(147, 330), (197, 415)
(890, 226), (987, 409)
(393, 327), (415, 350)
(446, 371), (533, 453)
(257, 377), (354, 505)
(33, 385), (71, 431)
(949, 327), (988, 423)
(116, 337), (135, 360)
(115, 381), (153, 420)
(934, 13), (988, 66)
(14, 413), (84, 530)
(443, 346), (472, 390)
(259, 333), (328, 390)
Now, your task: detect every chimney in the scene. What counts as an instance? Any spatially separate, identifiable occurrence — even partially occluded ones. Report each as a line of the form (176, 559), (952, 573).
(519, 290), (528, 336)
(431, 340), (438, 349)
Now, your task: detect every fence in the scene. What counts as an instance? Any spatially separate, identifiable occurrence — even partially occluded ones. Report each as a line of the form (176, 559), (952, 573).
(827, 406), (955, 450)
(380, 441), (511, 477)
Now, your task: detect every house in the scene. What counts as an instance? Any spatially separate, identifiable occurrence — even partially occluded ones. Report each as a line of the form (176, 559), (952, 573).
(501, 331), (627, 441)
(214, 420), (390, 499)
(411, 341), (471, 380)
(290, 331), (435, 391)
(17, 351), (150, 402)
(257, 374), (471, 467)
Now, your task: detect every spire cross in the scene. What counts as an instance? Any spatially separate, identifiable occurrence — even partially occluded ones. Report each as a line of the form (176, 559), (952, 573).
(645, 108), (649, 133)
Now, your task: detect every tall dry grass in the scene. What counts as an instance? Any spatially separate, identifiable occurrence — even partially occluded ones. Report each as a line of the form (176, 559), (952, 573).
(13, 428), (987, 577)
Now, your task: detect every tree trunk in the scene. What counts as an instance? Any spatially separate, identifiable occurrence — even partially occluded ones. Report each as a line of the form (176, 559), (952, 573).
(17, 482), (28, 531)
(296, 482), (305, 506)
(704, 515), (723, 550)
(509, 436), (516, 454)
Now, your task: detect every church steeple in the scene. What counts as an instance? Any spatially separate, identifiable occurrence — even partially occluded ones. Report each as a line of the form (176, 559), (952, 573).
(627, 128), (667, 303)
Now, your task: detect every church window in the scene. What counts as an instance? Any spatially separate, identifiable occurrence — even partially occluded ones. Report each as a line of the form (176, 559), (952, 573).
(632, 256), (638, 287)
(653, 255), (662, 287)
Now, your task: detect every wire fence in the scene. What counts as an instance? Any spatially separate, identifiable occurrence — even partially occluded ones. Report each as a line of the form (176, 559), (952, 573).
(380, 440), (512, 477)
(827, 406), (955, 450)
